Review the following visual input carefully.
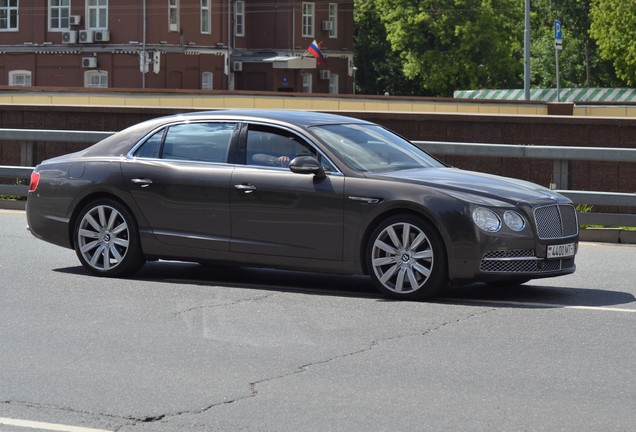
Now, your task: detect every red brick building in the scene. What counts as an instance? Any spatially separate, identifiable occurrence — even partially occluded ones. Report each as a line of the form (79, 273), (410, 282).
(0, 0), (354, 93)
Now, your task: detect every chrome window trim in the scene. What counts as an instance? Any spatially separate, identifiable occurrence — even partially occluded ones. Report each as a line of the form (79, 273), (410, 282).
(126, 119), (343, 176)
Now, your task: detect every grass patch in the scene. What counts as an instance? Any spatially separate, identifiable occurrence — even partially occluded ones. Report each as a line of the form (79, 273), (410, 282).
(577, 203), (636, 230)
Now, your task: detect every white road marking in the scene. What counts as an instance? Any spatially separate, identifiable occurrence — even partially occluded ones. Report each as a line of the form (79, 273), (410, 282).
(0, 417), (112, 432)
(441, 298), (636, 313)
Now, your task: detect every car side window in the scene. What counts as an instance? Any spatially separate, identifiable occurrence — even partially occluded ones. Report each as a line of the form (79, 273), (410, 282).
(134, 122), (236, 163)
(133, 129), (164, 158)
(245, 126), (336, 172)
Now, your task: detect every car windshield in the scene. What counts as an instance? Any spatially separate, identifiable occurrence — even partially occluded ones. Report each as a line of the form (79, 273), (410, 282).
(310, 124), (444, 173)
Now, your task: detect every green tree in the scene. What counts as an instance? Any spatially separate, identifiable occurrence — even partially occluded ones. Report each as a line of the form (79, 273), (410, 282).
(590, 0), (636, 85)
(369, 0), (525, 96)
(531, 0), (620, 88)
(354, 0), (422, 95)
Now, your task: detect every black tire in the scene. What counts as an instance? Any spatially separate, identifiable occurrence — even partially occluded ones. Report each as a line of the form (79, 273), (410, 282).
(367, 214), (448, 300)
(74, 198), (145, 277)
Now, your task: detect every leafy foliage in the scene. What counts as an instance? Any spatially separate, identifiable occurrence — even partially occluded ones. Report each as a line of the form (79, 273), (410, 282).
(531, 0), (620, 88)
(353, 0), (422, 95)
(590, 0), (636, 85)
(356, 0), (524, 96)
(353, 0), (629, 96)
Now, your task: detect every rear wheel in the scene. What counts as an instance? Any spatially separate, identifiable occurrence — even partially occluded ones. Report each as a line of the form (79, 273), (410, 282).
(74, 199), (145, 277)
(367, 215), (448, 300)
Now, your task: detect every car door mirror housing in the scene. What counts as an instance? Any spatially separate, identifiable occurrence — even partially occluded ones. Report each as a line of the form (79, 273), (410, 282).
(288, 156), (326, 177)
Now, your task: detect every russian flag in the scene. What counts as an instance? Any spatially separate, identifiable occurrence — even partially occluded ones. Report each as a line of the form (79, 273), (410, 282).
(307, 40), (327, 65)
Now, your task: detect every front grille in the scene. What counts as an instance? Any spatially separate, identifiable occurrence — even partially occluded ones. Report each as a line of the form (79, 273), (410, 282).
(534, 204), (578, 239)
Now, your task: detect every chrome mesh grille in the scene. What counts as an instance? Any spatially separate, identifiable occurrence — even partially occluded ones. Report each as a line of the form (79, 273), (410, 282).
(483, 250), (535, 259)
(533, 204), (578, 239)
(480, 257), (575, 273)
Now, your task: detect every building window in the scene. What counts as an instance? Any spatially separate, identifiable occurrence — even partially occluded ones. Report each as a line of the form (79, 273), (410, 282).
(302, 2), (314, 38)
(168, 0), (179, 32)
(201, 0), (210, 34)
(328, 3), (337, 38)
(87, 0), (108, 30)
(302, 73), (312, 93)
(329, 73), (339, 94)
(0, 0), (18, 31)
(202, 72), (213, 90)
(49, 0), (71, 31)
(84, 70), (108, 88)
(234, 1), (244, 37)
(9, 70), (32, 86)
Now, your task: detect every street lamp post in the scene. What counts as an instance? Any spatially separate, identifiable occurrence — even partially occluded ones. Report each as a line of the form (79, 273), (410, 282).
(352, 66), (357, 95)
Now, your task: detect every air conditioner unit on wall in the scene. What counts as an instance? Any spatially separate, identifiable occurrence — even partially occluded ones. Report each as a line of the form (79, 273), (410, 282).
(79, 30), (94, 43)
(319, 70), (331, 80)
(94, 30), (110, 42)
(232, 61), (243, 72)
(62, 31), (77, 44)
(82, 57), (97, 68)
(321, 20), (333, 31)
(70, 15), (82, 26)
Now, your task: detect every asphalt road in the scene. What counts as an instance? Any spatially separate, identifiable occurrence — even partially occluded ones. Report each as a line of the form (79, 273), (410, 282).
(1, 209), (635, 432)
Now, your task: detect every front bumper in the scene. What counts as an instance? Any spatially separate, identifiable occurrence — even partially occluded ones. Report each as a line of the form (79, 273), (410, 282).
(479, 248), (576, 274)
(448, 203), (579, 283)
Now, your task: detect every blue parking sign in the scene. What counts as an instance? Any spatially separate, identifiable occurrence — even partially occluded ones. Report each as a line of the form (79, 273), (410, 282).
(554, 20), (563, 44)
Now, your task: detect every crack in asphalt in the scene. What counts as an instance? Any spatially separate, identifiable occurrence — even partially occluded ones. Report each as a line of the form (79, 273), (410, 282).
(163, 307), (499, 420)
(171, 292), (277, 318)
(2, 308), (496, 430)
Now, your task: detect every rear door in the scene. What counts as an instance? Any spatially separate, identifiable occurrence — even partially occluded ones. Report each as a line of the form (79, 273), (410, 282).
(121, 121), (238, 251)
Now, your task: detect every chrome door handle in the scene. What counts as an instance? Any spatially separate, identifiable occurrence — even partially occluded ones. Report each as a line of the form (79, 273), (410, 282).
(130, 178), (153, 187)
(234, 184), (257, 193)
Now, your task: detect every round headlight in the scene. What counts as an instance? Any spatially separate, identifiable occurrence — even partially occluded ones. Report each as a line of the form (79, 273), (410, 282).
(472, 207), (501, 232)
(503, 211), (526, 231)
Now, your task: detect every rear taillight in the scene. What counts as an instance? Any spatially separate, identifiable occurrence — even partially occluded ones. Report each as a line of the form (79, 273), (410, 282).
(29, 171), (40, 192)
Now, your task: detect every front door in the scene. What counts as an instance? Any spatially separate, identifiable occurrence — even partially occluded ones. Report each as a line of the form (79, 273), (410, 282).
(230, 125), (344, 260)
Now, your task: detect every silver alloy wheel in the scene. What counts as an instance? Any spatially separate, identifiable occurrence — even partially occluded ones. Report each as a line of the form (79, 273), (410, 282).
(371, 221), (434, 294)
(77, 204), (130, 271)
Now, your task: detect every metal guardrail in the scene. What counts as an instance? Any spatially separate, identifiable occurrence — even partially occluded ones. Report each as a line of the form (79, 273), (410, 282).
(0, 129), (114, 197)
(0, 128), (113, 143)
(1, 129), (635, 226)
(416, 141), (636, 162)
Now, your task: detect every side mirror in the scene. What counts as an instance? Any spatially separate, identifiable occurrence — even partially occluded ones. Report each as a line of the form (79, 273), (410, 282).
(288, 156), (326, 178)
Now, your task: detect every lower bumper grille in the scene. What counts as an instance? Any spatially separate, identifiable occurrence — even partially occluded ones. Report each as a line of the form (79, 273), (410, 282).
(480, 250), (575, 274)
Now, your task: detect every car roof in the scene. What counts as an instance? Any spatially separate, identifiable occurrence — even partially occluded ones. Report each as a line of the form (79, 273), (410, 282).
(80, 110), (373, 157)
(171, 109), (373, 128)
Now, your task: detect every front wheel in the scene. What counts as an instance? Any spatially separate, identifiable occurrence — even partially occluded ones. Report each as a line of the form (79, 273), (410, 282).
(367, 215), (448, 300)
(74, 199), (145, 277)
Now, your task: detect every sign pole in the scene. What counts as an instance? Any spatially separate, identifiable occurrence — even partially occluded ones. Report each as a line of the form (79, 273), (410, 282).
(524, 0), (531, 101)
(555, 47), (561, 102)
(554, 20), (563, 102)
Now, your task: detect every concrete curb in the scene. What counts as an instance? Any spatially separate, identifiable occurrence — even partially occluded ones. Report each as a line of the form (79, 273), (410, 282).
(0, 200), (26, 211)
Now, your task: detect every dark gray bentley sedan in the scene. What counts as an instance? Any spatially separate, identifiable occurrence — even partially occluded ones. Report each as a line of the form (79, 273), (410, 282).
(27, 110), (578, 300)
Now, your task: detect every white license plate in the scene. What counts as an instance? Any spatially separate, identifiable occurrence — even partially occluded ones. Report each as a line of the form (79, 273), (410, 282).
(547, 243), (576, 259)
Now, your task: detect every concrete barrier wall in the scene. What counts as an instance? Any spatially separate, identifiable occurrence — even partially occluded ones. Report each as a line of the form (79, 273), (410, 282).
(0, 87), (549, 116)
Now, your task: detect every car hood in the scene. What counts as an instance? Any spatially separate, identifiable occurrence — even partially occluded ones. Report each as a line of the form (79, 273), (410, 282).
(374, 167), (568, 206)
